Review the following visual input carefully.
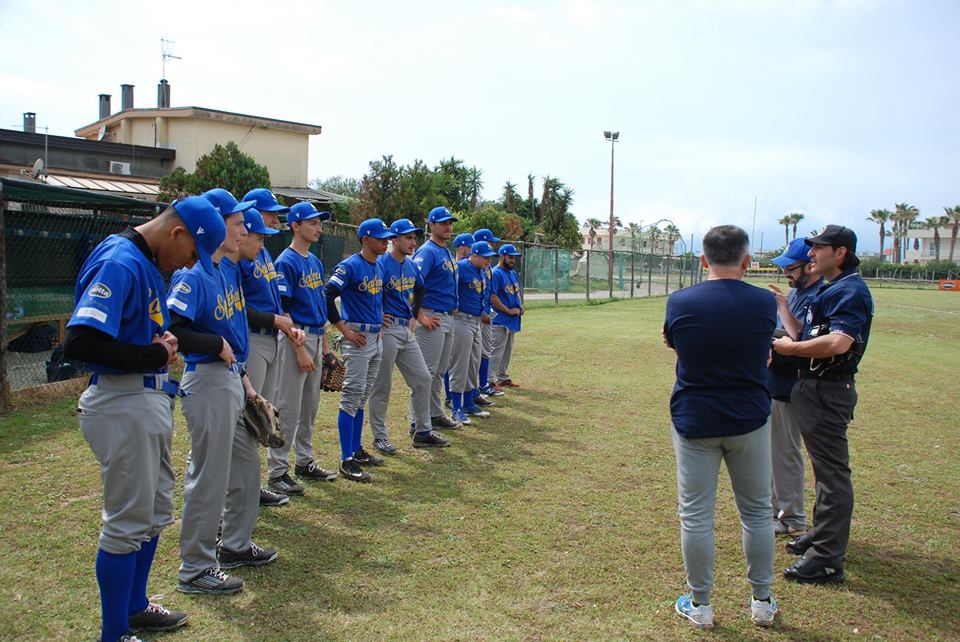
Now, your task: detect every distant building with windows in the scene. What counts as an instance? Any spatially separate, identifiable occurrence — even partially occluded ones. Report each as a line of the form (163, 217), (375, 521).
(903, 227), (959, 264)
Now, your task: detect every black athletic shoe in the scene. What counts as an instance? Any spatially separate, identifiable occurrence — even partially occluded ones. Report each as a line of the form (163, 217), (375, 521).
(353, 448), (385, 466)
(128, 602), (189, 632)
(784, 557), (845, 584)
(431, 415), (461, 430)
(295, 460), (338, 481)
(176, 567), (244, 595)
(474, 394), (494, 407)
(218, 542), (278, 569)
(339, 457), (371, 482)
(373, 438), (398, 455)
(444, 397), (452, 408)
(786, 533), (814, 555)
(259, 486), (290, 507)
(267, 473), (305, 496)
(412, 431), (451, 448)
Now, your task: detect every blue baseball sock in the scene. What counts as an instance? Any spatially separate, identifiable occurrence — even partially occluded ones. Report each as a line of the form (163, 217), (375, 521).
(443, 371), (451, 401)
(352, 409), (364, 454)
(128, 535), (158, 616)
(465, 389), (478, 410)
(451, 392), (464, 413)
(337, 410), (354, 460)
(479, 358), (490, 388)
(96, 548), (137, 642)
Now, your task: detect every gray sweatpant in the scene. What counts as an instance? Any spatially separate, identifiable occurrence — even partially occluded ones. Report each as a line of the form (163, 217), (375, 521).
(339, 326), (382, 417)
(450, 312), (481, 394)
(178, 363), (245, 581)
(246, 331), (280, 404)
(368, 323), (432, 439)
(672, 421), (774, 605)
(78, 374), (176, 554)
(269, 332), (323, 478)
(770, 399), (807, 530)
(489, 325), (516, 383)
(414, 309), (455, 417)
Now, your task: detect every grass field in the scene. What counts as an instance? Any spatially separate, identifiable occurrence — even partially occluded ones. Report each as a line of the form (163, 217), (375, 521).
(0, 287), (958, 641)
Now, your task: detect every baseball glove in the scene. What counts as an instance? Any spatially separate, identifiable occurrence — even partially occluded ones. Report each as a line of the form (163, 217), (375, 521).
(320, 352), (345, 392)
(242, 394), (285, 448)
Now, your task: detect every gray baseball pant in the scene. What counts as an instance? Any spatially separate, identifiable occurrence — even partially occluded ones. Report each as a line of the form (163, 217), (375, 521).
(770, 399), (807, 530)
(481, 322), (492, 358)
(489, 325), (515, 383)
(269, 332), (323, 478)
(246, 330), (280, 404)
(672, 420), (775, 606)
(78, 374), (176, 554)
(368, 323), (432, 439)
(178, 363), (245, 581)
(469, 320), (482, 391)
(450, 312), (481, 394)
(220, 418), (261, 554)
(413, 309), (455, 417)
(339, 326), (382, 417)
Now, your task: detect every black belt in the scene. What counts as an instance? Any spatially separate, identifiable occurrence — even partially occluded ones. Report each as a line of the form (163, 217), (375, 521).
(250, 326), (278, 336)
(798, 371), (854, 382)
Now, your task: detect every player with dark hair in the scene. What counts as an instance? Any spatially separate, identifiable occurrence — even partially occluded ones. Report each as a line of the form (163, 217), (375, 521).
(489, 243), (524, 391)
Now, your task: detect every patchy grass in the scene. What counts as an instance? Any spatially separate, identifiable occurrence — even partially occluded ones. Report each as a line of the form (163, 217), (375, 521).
(0, 288), (958, 641)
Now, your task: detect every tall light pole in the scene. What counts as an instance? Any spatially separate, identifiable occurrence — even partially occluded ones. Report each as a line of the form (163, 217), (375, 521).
(603, 130), (619, 297)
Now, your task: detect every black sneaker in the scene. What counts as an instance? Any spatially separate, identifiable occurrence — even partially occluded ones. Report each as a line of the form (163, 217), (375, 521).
(784, 557), (845, 584)
(444, 397), (452, 408)
(176, 567), (244, 595)
(218, 542), (278, 569)
(128, 602), (189, 632)
(474, 394), (494, 407)
(412, 431), (451, 448)
(259, 486), (290, 507)
(431, 415), (461, 430)
(295, 460), (338, 481)
(353, 448), (385, 466)
(373, 438), (398, 455)
(786, 533), (814, 555)
(267, 473), (305, 496)
(339, 457), (371, 482)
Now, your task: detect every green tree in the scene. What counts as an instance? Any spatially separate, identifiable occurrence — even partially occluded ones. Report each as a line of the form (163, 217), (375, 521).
(309, 175), (360, 198)
(789, 212), (805, 240)
(777, 215), (791, 246)
(893, 202), (919, 263)
(352, 155), (404, 223)
(664, 223), (682, 254)
(585, 217), (603, 248)
(501, 181), (520, 213)
(157, 166), (196, 202)
(453, 204), (509, 240)
(435, 157), (469, 212)
(466, 166), (483, 210)
(157, 142), (270, 203)
(398, 159), (443, 225)
(924, 215), (951, 262)
(526, 173), (538, 223)
(627, 222), (642, 252)
(866, 209), (893, 262)
(945, 205), (960, 263)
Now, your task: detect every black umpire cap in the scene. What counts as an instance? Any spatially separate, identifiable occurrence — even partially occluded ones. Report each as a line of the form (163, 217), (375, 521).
(805, 225), (860, 267)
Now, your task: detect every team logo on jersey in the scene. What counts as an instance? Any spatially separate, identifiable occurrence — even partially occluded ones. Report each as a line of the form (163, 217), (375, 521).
(214, 286), (244, 321)
(504, 283), (519, 295)
(149, 289), (164, 327)
(299, 271), (324, 289)
(172, 282), (192, 295)
(253, 259), (278, 281)
(386, 275), (416, 292)
(443, 259), (456, 273)
(469, 278), (483, 293)
(89, 283), (111, 299)
(358, 276), (383, 296)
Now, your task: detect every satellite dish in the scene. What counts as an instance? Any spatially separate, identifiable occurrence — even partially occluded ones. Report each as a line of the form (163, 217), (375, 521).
(31, 158), (45, 179)
(97, 124), (107, 141)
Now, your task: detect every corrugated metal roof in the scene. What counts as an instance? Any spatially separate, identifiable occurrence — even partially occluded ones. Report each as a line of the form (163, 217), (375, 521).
(272, 186), (351, 203)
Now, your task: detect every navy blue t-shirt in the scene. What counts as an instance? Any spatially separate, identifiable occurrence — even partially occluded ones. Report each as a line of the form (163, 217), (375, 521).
(664, 279), (777, 438)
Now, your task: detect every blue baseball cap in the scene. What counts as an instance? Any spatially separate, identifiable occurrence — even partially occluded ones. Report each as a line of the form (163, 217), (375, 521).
(173, 196), (227, 275)
(498, 243), (522, 257)
(242, 188), (290, 213)
(390, 218), (423, 236)
(428, 206), (458, 223)
(454, 233), (475, 248)
(771, 237), (813, 268)
(243, 208), (279, 236)
(202, 188), (256, 217)
(471, 241), (497, 258)
(287, 202), (331, 224)
(473, 228), (500, 243)
(358, 218), (396, 240)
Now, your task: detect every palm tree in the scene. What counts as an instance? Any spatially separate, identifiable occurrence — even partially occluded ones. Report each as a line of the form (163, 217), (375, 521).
(627, 222), (642, 252)
(777, 215), (791, 246)
(466, 166), (483, 210)
(585, 217), (603, 248)
(664, 223), (681, 254)
(527, 173), (536, 222)
(924, 215), (950, 262)
(866, 209), (893, 262)
(789, 212), (805, 240)
(648, 226), (663, 255)
(945, 205), (960, 263)
(894, 203), (919, 263)
(502, 181), (518, 213)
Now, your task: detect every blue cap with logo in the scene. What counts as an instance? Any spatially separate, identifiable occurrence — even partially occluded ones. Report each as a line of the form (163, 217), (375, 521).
(243, 208), (279, 236)
(771, 237), (813, 268)
(358, 218), (397, 240)
(454, 233), (475, 248)
(242, 188), (290, 213)
(471, 241), (497, 258)
(390, 218), (423, 236)
(428, 206), (458, 223)
(498, 243), (522, 257)
(173, 196), (227, 275)
(202, 188), (256, 217)
(473, 228), (500, 243)
(287, 202), (331, 224)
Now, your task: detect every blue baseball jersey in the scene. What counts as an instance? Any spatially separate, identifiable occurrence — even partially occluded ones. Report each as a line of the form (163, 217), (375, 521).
(456, 258), (486, 316)
(240, 247), (283, 316)
(413, 240), (457, 312)
(482, 265), (493, 315)
(166, 259), (249, 365)
(490, 266), (522, 333)
(274, 247), (327, 327)
(327, 253), (384, 324)
(379, 253), (422, 320)
(800, 268), (873, 375)
(68, 234), (169, 375)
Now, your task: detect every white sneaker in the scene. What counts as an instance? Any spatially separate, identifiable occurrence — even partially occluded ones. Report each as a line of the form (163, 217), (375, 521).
(675, 594), (713, 628)
(750, 595), (778, 627)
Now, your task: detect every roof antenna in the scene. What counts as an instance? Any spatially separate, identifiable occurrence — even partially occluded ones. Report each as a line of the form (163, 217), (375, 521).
(161, 36), (181, 79)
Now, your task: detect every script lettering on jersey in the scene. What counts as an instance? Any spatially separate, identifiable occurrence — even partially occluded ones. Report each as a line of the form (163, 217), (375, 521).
(386, 275), (417, 292)
(253, 259), (278, 281)
(358, 275), (383, 296)
(469, 277), (483, 294)
(149, 288), (163, 327)
(214, 285), (244, 321)
(298, 271), (324, 289)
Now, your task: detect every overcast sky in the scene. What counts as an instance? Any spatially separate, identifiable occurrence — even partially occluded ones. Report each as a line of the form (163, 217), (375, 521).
(2, 0), (957, 252)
